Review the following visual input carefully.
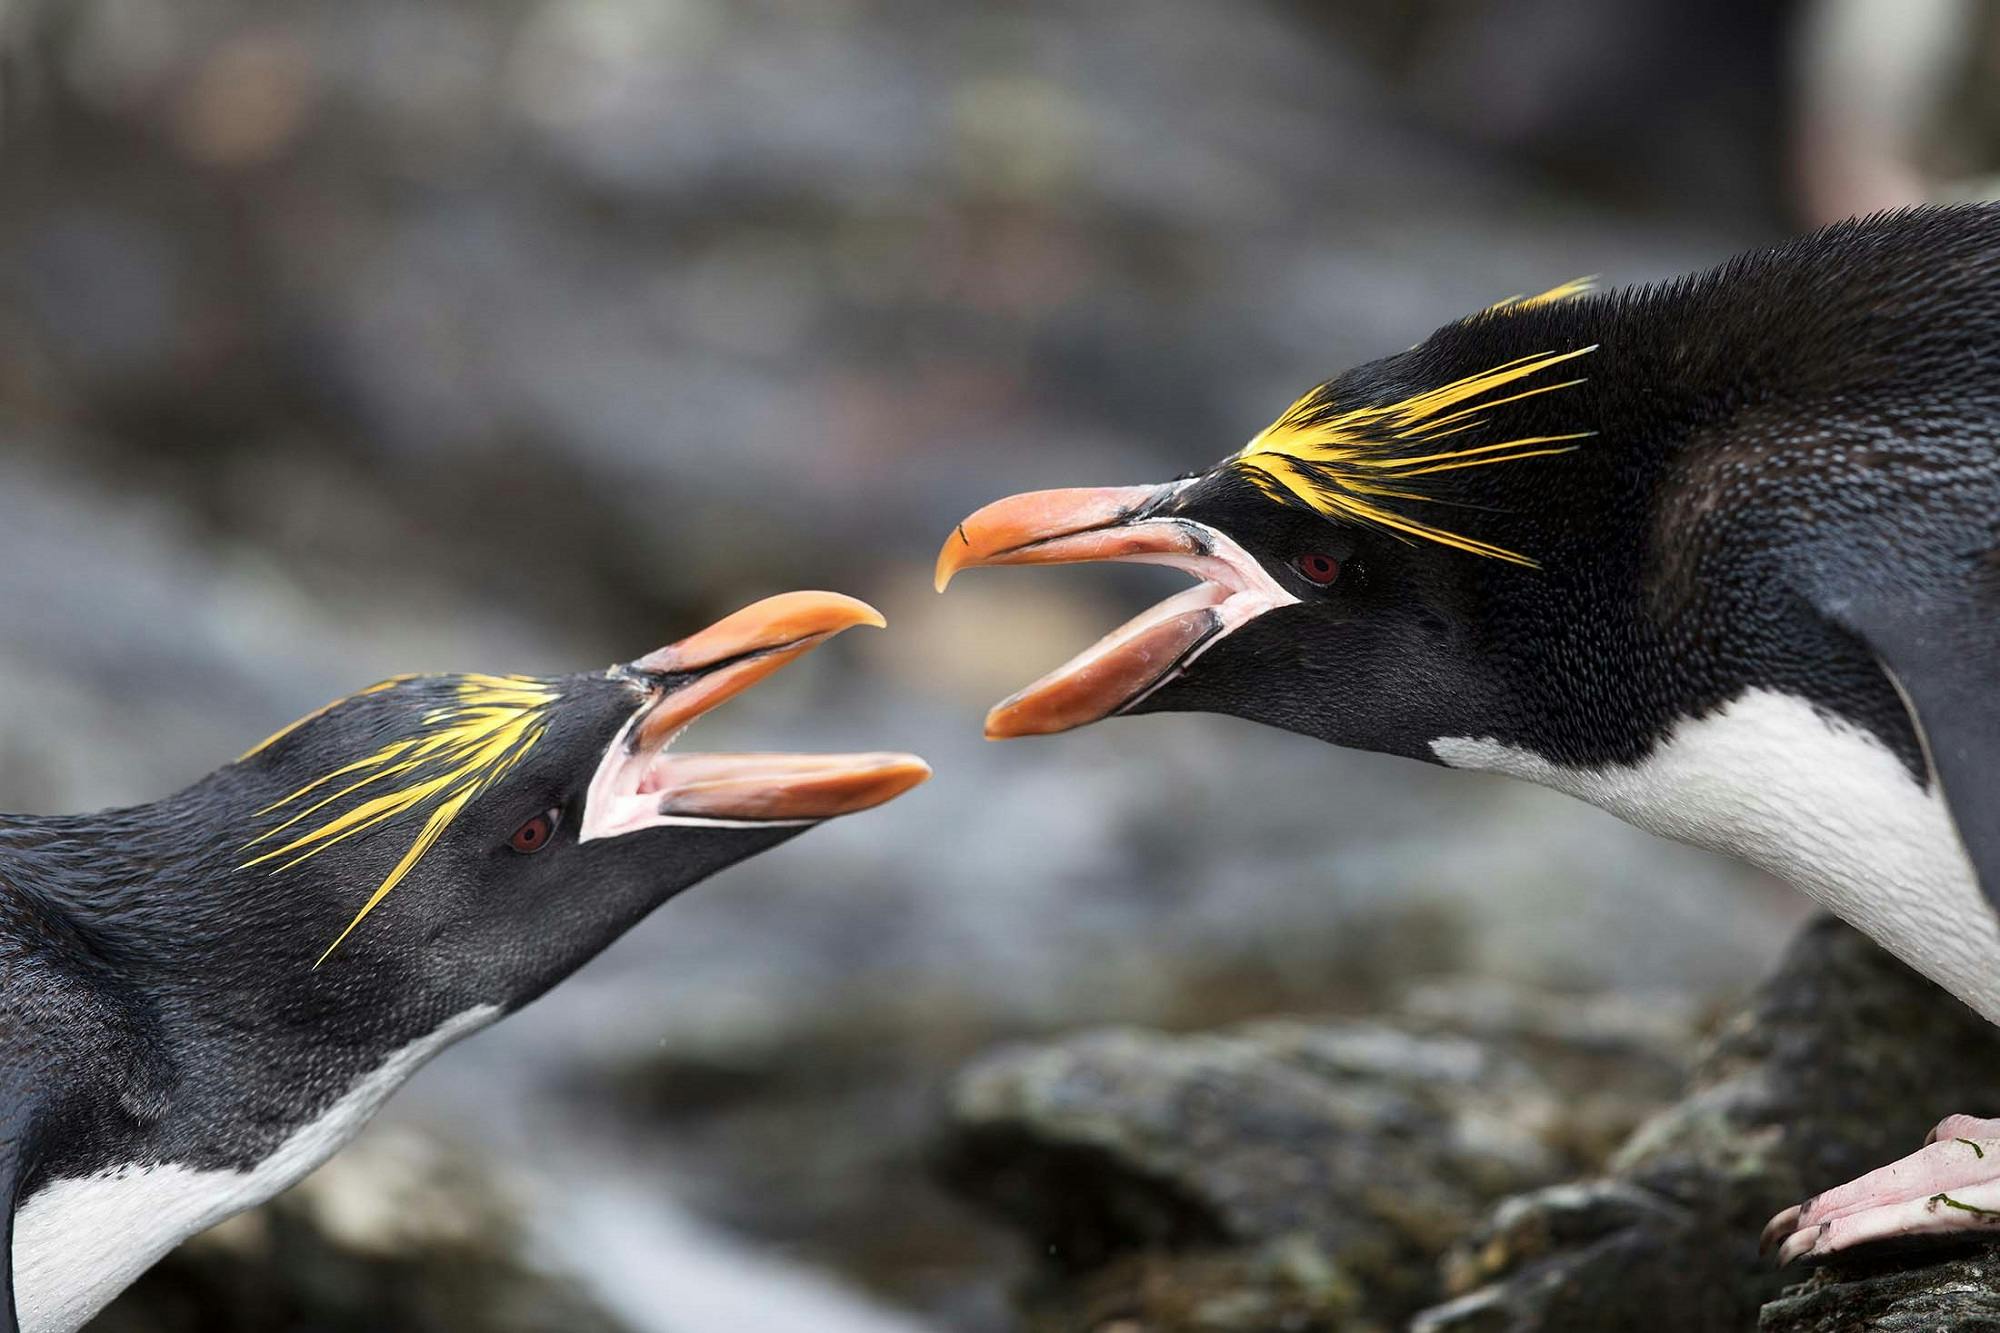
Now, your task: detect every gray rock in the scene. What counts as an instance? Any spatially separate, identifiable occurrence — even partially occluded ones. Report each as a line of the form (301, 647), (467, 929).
(1760, 1249), (2000, 1333)
(939, 992), (1692, 1331)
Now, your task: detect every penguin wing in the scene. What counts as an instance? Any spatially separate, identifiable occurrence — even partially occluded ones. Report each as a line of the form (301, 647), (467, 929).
(1830, 587), (2000, 912)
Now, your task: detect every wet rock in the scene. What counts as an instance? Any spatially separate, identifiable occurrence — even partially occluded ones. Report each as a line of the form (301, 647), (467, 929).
(1419, 917), (2000, 1333)
(86, 1127), (630, 1333)
(939, 990), (1694, 1331)
(1759, 1248), (2000, 1332)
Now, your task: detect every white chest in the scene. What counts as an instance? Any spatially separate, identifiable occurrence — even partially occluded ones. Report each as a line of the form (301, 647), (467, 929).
(1431, 688), (1998, 1022)
(12, 1006), (497, 1333)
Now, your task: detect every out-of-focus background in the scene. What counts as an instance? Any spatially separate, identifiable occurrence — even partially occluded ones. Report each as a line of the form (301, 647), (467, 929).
(3, 2), (1997, 1330)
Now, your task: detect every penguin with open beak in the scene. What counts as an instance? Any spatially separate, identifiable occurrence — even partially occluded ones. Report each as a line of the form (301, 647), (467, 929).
(939, 204), (2000, 1264)
(0, 591), (929, 1333)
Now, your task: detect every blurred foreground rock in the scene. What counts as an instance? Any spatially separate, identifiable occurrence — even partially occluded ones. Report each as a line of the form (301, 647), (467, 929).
(943, 918), (2000, 1333)
(939, 983), (1693, 1331)
(87, 1128), (628, 1333)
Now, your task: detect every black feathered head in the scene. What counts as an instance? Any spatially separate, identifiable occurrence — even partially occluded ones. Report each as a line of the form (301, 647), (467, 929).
(934, 280), (1601, 757)
(164, 592), (927, 1002)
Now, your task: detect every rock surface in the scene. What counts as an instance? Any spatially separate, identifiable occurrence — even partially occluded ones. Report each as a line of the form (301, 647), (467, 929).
(1759, 1249), (2000, 1332)
(940, 985), (1692, 1330)
(943, 918), (2000, 1333)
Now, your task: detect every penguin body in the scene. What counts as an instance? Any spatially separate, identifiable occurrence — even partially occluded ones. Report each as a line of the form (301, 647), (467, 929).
(939, 205), (2000, 1259)
(10, 994), (492, 1333)
(1435, 689), (1988, 1014)
(0, 593), (928, 1333)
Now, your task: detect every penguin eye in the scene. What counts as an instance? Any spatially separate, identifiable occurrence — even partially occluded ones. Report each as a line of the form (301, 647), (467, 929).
(1294, 553), (1341, 586)
(508, 809), (558, 854)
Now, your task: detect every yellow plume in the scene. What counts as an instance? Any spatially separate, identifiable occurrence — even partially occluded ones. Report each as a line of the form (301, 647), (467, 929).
(1483, 276), (1597, 314)
(239, 674), (560, 966)
(1233, 346), (1597, 567)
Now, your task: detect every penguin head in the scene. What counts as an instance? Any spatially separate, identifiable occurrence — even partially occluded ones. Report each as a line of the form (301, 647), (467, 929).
(935, 323), (1607, 763)
(208, 592), (929, 1006)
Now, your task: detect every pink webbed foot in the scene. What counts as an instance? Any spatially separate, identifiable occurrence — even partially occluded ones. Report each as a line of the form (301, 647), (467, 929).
(1763, 1115), (2000, 1265)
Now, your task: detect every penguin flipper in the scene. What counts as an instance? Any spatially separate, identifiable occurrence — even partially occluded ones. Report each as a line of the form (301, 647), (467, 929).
(1832, 590), (2000, 912)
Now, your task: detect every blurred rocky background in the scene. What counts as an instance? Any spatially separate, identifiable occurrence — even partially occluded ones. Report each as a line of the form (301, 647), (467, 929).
(0, 0), (1996, 1329)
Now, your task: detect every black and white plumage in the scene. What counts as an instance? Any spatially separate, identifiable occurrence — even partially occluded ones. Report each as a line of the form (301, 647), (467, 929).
(938, 205), (2000, 1258)
(0, 592), (928, 1333)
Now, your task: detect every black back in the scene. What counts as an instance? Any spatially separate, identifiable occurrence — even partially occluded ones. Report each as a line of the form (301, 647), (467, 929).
(1382, 206), (1999, 771)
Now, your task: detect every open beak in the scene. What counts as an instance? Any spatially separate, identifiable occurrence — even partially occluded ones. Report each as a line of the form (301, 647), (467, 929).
(936, 485), (1296, 738)
(580, 591), (931, 839)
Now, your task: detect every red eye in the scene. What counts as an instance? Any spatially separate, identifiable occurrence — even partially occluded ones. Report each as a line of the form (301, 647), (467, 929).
(1296, 553), (1341, 586)
(509, 810), (557, 854)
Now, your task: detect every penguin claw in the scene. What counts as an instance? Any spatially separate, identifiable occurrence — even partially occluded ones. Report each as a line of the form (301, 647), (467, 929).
(1759, 1203), (1803, 1257)
(1775, 1223), (1827, 1267)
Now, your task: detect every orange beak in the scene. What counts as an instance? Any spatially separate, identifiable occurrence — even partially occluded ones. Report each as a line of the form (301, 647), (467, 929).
(629, 590), (888, 752)
(933, 486), (1176, 593)
(935, 485), (1297, 739)
(582, 592), (930, 838)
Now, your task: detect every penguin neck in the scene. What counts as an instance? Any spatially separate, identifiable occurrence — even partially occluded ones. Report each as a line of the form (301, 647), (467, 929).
(5, 799), (499, 1333)
(0, 801), (464, 1136)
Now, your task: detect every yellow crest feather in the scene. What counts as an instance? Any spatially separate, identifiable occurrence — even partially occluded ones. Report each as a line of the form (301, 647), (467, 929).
(1483, 276), (1597, 314)
(1232, 345), (1597, 567)
(239, 674), (560, 966)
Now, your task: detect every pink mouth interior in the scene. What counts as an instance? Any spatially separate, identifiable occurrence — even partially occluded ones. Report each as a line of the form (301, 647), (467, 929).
(984, 520), (1298, 737)
(581, 689), (928, 839)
